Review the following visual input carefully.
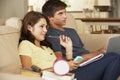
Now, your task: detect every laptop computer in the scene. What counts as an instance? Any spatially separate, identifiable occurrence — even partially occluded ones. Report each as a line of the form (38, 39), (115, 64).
(106, 35), (120, 54)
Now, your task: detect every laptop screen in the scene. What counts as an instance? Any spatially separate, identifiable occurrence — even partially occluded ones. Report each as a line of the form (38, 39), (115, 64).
(106, 35), (120, 54)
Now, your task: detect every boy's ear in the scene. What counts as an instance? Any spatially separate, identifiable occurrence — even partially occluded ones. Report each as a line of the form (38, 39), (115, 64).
(48, 16), (53, 21)
(27, 25), (32, 32)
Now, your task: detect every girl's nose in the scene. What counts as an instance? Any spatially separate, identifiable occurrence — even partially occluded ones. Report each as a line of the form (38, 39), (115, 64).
(43, 26), (47, 33)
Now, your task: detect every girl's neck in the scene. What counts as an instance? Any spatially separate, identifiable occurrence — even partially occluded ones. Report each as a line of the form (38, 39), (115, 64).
(34, 40), (41, 47)
(35, 41), (44, 49)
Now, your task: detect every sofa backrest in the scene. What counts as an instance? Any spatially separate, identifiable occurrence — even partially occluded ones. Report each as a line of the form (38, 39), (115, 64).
(80, 34), (120, 51)
(0, 18), (22, 74)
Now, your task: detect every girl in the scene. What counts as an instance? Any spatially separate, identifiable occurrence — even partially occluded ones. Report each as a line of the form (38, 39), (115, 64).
(18, 11), (74, 71)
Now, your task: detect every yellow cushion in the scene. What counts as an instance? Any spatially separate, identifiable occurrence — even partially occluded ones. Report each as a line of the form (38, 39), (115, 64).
(21, 69), (41, 77)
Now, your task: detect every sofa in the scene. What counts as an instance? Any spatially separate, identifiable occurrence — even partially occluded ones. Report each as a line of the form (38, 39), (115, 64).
(0, 16), (120, 80)
(0, 17), (74, 80)
(0, 18), (43, 80)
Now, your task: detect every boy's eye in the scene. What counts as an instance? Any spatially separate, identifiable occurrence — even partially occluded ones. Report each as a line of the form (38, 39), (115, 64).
(59, 12), (63, 15)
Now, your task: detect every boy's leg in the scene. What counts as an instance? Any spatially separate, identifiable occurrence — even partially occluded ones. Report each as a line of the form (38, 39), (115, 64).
(71, 52), (120, 80)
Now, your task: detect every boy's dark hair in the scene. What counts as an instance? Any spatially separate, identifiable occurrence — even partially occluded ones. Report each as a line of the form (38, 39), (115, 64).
(42, 0), (67, 17)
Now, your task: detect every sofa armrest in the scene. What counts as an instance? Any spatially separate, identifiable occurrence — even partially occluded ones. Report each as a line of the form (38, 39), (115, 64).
(0, 72), (43, 80)
(0, 19), (5, 25)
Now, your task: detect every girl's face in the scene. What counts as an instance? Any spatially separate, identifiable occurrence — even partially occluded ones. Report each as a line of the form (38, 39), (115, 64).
(28, 18), (47, 42)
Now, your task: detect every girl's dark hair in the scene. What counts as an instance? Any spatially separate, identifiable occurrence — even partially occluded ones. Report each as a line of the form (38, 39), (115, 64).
(19, 11), (50, 47)
(42, 0), (67, 17)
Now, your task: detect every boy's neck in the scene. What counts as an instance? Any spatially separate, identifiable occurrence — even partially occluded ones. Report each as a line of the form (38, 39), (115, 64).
(50, 23), (65, 31)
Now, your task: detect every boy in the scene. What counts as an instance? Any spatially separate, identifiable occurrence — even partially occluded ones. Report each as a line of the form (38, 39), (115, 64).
(42, 0), (120, 80)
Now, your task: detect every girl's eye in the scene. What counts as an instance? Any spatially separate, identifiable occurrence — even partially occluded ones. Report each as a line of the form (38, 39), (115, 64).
(39, 24), (48, 29)
(40, 25), (44, 28)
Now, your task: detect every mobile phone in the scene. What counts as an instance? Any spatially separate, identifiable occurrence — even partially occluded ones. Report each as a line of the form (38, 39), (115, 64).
(74, 56), (83, 62)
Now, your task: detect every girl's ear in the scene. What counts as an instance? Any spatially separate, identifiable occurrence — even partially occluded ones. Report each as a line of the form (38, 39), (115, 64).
(27, 25), (32, 32)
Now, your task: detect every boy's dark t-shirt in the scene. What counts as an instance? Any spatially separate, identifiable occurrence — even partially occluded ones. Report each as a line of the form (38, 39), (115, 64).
(46, 27), (89, 58)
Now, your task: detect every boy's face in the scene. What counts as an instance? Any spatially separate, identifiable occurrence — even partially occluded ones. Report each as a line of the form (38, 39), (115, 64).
(49, 9), (67, 27)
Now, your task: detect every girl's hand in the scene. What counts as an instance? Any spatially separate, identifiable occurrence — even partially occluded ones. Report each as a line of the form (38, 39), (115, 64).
(59, 35), (72, 50)
(68, 60), (79, 71)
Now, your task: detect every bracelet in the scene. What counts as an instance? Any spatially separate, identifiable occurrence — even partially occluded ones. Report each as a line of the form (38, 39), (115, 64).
(66, 58), (73, 61)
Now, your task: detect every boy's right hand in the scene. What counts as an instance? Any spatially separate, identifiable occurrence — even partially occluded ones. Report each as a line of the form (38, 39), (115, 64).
(59, 35), (72, 50)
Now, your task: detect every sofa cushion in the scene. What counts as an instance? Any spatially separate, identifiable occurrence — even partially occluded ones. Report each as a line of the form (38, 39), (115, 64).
(5, 17), (22, 31)
(0, 26), (19, 34)
(0, 26), (21, 74)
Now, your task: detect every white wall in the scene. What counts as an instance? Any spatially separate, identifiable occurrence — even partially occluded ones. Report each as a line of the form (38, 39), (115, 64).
(28, 0), (46, 12)
(68, 11), (109, 34)
(97, 0), (111, 6)
(0, 0), (28, 19)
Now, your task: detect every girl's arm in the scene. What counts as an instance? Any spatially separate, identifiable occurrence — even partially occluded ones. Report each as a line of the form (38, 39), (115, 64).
(20, 55), (32, 70)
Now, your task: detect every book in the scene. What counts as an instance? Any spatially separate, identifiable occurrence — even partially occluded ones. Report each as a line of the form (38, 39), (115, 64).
(79, 54), (104, 67)
(42, 70), (75, 80)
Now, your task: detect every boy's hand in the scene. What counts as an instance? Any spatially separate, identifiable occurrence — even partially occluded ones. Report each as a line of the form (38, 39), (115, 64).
(59, 35), (72, 50)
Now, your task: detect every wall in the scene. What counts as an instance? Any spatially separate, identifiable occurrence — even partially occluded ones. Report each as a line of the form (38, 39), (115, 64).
(68, 12), (109, 34)
(68, 12), (86, 34)
(66, 0), (111, 34)
(28, 0), (46, 12)
(0, 0), (28, 19)
(117, 0), (120, 18)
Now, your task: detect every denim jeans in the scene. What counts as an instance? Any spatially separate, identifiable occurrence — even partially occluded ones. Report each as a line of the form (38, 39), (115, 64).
(71, 52), (120, 80)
